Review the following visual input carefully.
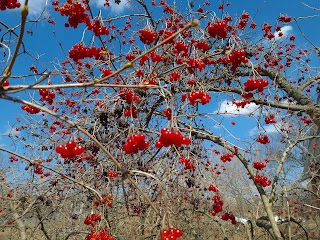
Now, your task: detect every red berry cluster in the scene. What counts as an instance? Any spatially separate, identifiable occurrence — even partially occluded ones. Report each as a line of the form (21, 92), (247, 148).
(242, 92), (254, 99)
(186, 58), (206, 73)
(156, 128), (191, 148)
(9, 156), (18, 162)
(87, 228), (114, 240)
(265, 114), (277, 124)
(278, 15), (292, 23)
(244, 78), (269, 92)
(229, 49), (249, 71)
(262, 23), (275, 40)
(300, 116), (313, 125)
(220, 153), (234, 162)
(211, 195), (224, 216)
(2, 80), (10, 87)
(160, 227), (183, 240)
(254, 174), (272, 187)
(124, 106), (138, 118)
(53, 1), (90, 28)
(163, 108), (172, 120)
(107, 171), (118, 178)
(0, 0), (21, 10)
(34, 167), (43, 175)
(174, 41), (189, 57)
(253, 161), (266, 170)
(256, 135), (270, 144)
(179, 157), (196, 171)
(194, 41), (210, 52)
(39, 89), (56, 105)
(69, 44), (102, 62)
(221, 212), (237, 224)
(139, 29), (157, 45)
(150, 51), (163, 62)
(208, 184), (219, 192)
(119, 89), (140, 104)
(187, 91), (211, 105)
(21, 105), (40, 114)
(237, 12), (250, 30)
(208, 20), (229, 39)
(56, 140), (85, 158)
(122, 134), (149, 154)
(232, 99), (251, 108)
(170, 71), (180, 82)
(84, 213), (101, 227)
(87, 20), (109, 36)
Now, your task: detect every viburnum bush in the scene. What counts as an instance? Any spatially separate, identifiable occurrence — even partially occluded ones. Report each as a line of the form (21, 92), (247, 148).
(0, 1), (319, 239)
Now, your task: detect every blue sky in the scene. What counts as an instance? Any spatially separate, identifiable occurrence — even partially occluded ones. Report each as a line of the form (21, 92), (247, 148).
(1, 0), (319, 151)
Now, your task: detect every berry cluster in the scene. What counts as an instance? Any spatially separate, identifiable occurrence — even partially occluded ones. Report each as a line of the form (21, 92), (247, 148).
(53, 1), (90, 28)
(194, 41), (210, 52)
(84, 213), (101, 227)
(0, 0), (21, 10)
(160, 227), (183, 240)
(187, 91), (211, 105)
(163, 108), (172, 120)
(119, 89), (140, 104)
(256, 135), (270, 144)
(170, 71), (180, 82)
(211, 195), (224, 216)
(34, 167), (43, 175)
(21, 105), (40, 114)
(300, 116), (313, 125)
(39, 89), (56, 105)
(262, 23), (275, 40)
(150, 51), (163, 62)
(208, 184), (219, 192)
(69, 44), (102, 62)
(278, 15), (292, 23)
(244, 78), (269, 92)
(107, 171), (118, 178)
(139, 29), (157, 45)
(241, 92), (254, 99)
(229, 49), (249, 71)
(220, 153), (234, 162)
(179, 157), (196, 171)
(87, 20), (109, 36)
(9, 156), (18, 162)
(186, 58), (206, 73)
(174, 41), (189, 56)
(208, 20), (229, 39)
(253, 161), (266, 170)
(124, 106), (138, 118)
(155, 128), (191, 148)
(237, 12), (250, 30)
(87, 229), (114, 240)
(122, 134), (149, 154)
(55, 140), (85, 159)
(233, 99), (251, 108)
(2, 80), (10, 87)
(265, 114), (277, 124)
(221, 212), (237, 224)
(254, 174), (272, 187)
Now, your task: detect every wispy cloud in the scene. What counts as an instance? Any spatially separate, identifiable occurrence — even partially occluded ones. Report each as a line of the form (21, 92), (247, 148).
(249, 124), (278, 136)
(274, 25), (293, 40)
(92, 0), (130, 14)
(18, 0), (48, 17)
(214, 100), (259, 116)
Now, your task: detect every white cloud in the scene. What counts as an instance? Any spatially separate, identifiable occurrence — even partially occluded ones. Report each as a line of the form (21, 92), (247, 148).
(92, 0), (130, 14)
(274, 25), (293, 40)
(18, 0), (48, 17)
(249, 124), (278, 136)
(215, 100), (259, 116)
